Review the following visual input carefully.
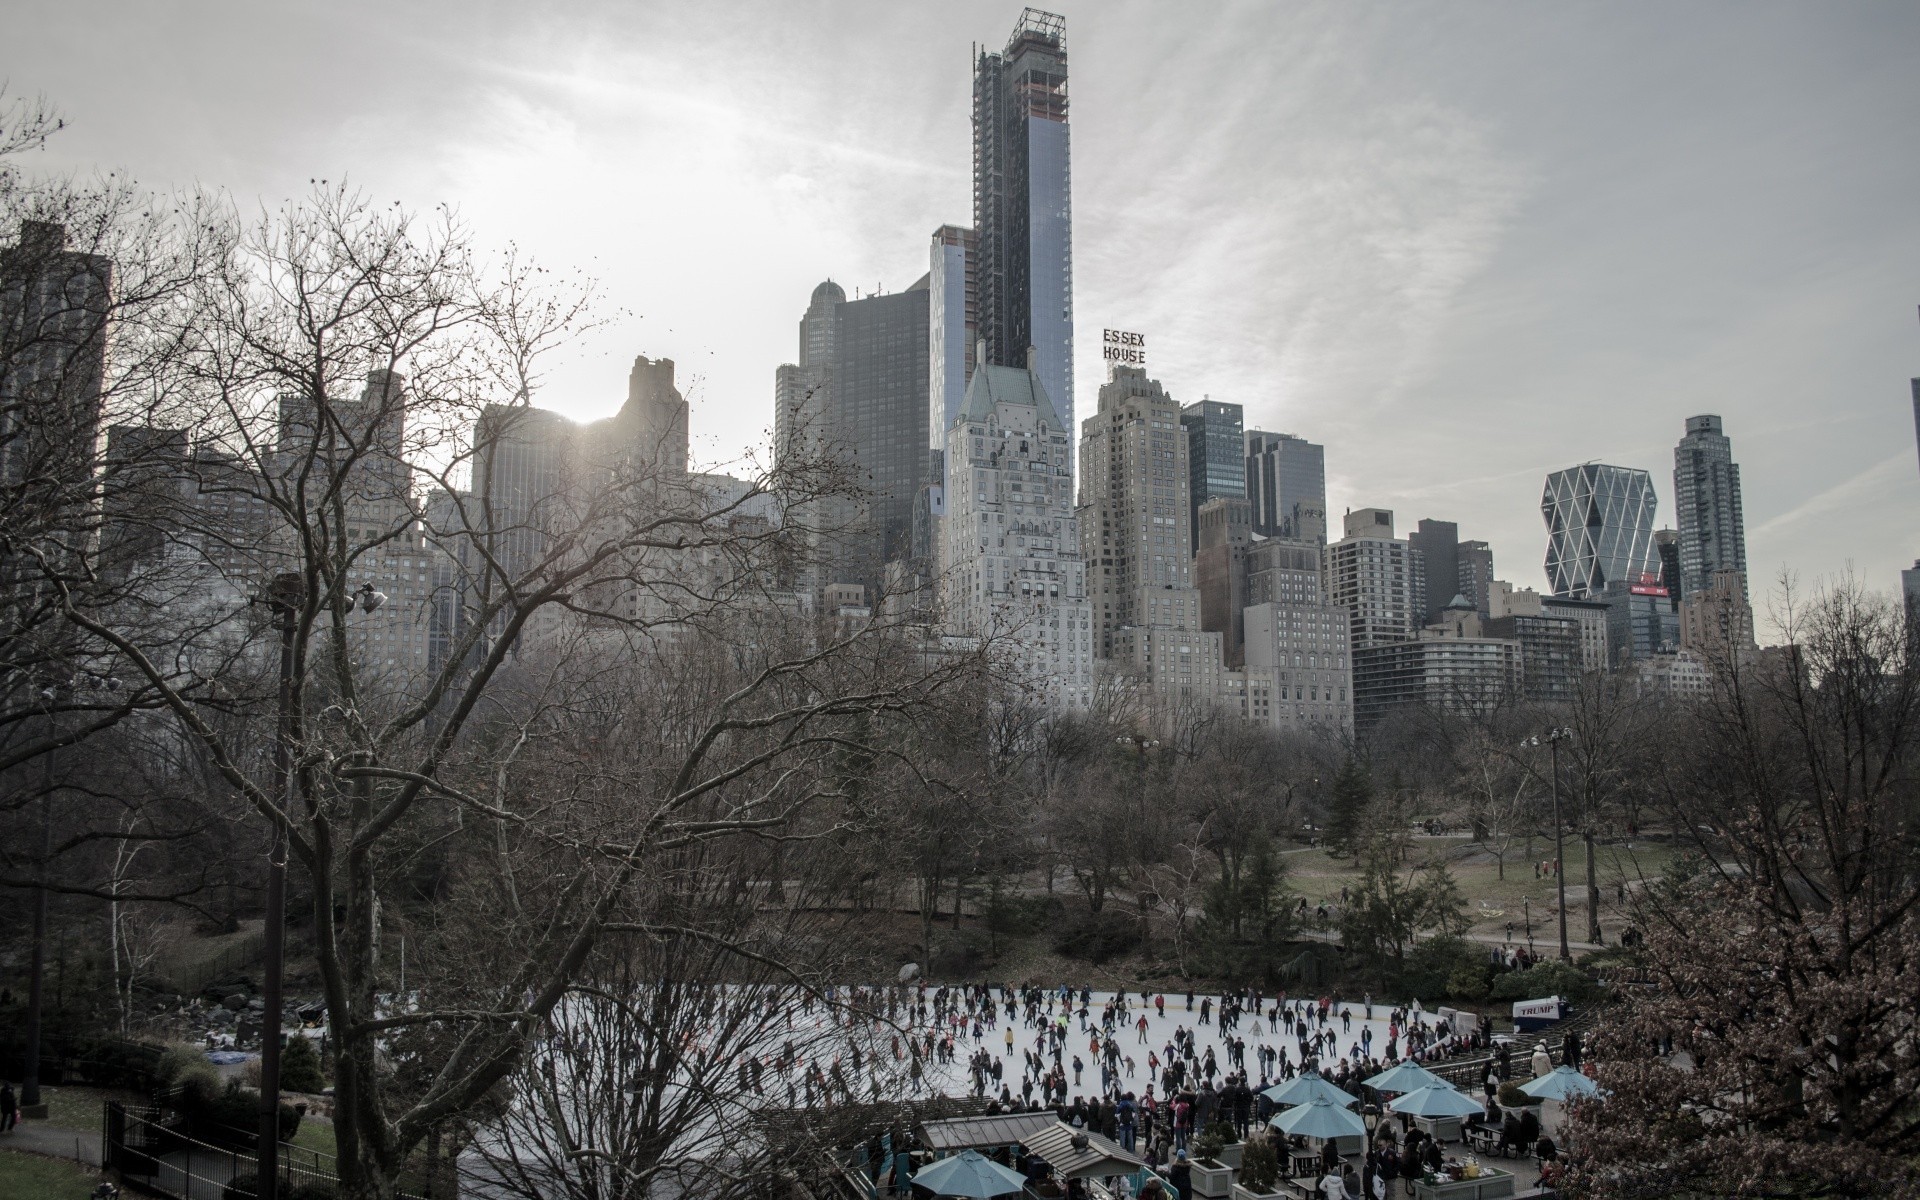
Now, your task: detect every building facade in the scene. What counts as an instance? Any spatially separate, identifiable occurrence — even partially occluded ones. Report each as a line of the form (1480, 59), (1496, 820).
(926, 224), (977, 495)
(1541, 463), (1659, 598)
(1180, 398), (1245, 548)
(1672, 414), (1747, 600)
(1601, 574), (1680, 664)
(1078, 366), (1195, 658)
(1327, 508), (1423, 651)
(1245, 430), (1327, 542)
(0, 221), (111, 500)
(1679, 567), (1757, 664)
(972, 9), (1074, 456)
(942, 358), (1091, 709)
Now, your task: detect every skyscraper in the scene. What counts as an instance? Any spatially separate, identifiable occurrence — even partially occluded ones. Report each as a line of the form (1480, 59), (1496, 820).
(774, 280), (930, 593)
(1408, 519), (1459, 626)
(1179, 398), (1245, 548)
(973, 9), (1074, 450)
(0, 221), (112, 499)
(927, 225), (977, 493)
(942, 353), (1090, 709)
(1541, 463), (1659, 598)
(1245, 431), (1327, 542)
(1079, 366), (1194, 653)
(1672, 414), (1747, 600)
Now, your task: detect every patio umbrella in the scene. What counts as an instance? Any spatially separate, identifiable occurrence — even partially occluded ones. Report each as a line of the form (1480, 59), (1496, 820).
(1271, 1096), (1368, 1141)
(1364, 1060), (1447, 1094)
(1263, 1071), (1360, 1109)
(910, 1149), (1030, 1199)
(1387, 1083), (1486, 1119)
(1521, 1065), (1601, 1102)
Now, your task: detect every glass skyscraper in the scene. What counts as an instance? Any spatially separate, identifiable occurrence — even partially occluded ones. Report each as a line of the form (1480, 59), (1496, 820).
(1245, 430), (1327, 543)
(973, 9), (1073, 460)
(1541, 463), (1659, 599)
(1672, 414), (1746, 600)
(1180, 398), (1245, 548)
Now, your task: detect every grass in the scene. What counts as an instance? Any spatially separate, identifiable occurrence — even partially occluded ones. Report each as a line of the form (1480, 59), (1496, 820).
(1284, 835), (1679, 944)
(0, 1149), (110, 1200)
(37, 1084), (147, 1133)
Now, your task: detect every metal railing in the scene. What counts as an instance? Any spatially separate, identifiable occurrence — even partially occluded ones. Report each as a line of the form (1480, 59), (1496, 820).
(102, 1100), (424, 1200)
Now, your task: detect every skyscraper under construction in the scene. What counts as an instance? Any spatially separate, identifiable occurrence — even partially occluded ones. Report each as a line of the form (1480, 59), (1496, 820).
(970, 8), (1074, 459)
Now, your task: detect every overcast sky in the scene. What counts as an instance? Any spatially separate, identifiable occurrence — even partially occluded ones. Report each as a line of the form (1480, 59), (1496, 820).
(10, 0), (1919, 632)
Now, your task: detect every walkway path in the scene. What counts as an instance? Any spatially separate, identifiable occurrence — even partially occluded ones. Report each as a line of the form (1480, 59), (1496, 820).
(0, 1113), (104, 1166)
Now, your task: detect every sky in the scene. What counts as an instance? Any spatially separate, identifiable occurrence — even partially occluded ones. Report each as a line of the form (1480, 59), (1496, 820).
(9, 0), (1920, 635)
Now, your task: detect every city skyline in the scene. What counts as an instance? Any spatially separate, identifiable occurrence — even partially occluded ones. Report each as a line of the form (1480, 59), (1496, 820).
(9, 1), (1920, 637)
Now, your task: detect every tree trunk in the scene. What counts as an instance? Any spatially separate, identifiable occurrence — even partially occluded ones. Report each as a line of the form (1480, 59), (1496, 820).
(1584, 828), (1602, 944)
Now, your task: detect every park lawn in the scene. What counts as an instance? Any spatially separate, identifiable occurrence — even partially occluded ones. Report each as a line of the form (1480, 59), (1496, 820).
(1284, 838), (1679, 940)
(0, 1149), (110, 1200)
(39, 1083), (148, 1132)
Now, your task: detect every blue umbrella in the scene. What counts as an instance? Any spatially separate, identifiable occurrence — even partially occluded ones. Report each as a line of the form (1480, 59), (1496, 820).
(1263, 1071), (1360, 1109)
(1364, 1060), (1447, 1094)
(1271, 1096), (1368, 1140)
(1521, 1065), (1601, 1102)
(910, 1149), (1030, 1199)
(1387, 1083), (1486, 1118)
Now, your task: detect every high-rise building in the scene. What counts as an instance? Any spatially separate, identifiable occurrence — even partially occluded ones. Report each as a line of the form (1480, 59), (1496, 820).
(1653, 528), (1682, 611)
(1482, 582), (1582, 704)
(1076, 366), (1227, 706)
(973, 9), (1074, 455)
(927, 225), (977, 493)
(1194, 496), (1251, 665)
(1541, 463), (1659, 598)
(942, 355), (1090, 709)
(1245, 431), (1327, 542)
(1679, 567), (1758, 664)
(1180, 399), (1245, 547)
(1078, 366), (1195, 657)
(1457, 540), (1494, 615)
(0, 221), (111, 500)
(774, 280), (931, 592)
(1672, 414), (1747, 601)
(1327, 508), (1424, 651)
(1242, 601), (1352, 730)
(1600, 573), (1680, 664)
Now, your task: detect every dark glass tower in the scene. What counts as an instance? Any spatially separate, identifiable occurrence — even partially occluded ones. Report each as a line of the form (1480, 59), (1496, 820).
(1245, 430), (1327, 543)
(1179, 399), (1245, 548)
(974, 8), (1073, 455)
(1672, 414), (1746, 600)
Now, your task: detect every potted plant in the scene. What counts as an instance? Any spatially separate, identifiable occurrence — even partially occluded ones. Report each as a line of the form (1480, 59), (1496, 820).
(1190, 1122), (1238, 1198)
(1232, 1136), (1288, 1200)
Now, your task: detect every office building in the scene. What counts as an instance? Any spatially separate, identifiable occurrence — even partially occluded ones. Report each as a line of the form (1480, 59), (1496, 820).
(1904, 561), (1920, 622)
(1673, 414), (1747, 601)
(1541, 463), (1659, 598)
(1327, 508), (1424, 651)
(1194, 496), (1251, 665)
(973, 9), (1074, 455)
(1409, 520), (1494, 624)
(942, 355), (1090, 709)
(774, 279), (931, 592)
(0, 221), (111, 500)
(1601, 574), (1680, 664)
(1630, 650), (1712, 700)
(1245, 430), (1327, 542)
(1180, 399), (1245, 547)
(1352, 627), (1523, 725)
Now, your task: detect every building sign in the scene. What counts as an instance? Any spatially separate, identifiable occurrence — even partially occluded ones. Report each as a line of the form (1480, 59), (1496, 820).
(1102, 328), (1146, 366)
(1628, 571), (1668, 598)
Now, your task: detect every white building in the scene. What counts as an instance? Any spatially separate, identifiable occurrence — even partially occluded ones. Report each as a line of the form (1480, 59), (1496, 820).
(1327, 508), (1424, 652)
(941, 356), (1092, 709)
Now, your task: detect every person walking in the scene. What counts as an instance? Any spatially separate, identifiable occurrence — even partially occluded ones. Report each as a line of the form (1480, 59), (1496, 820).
(0, 1082), (16, 1132)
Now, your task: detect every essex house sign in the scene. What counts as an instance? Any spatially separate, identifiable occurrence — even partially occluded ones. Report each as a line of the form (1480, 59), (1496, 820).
(1102, 328), (1145, 367)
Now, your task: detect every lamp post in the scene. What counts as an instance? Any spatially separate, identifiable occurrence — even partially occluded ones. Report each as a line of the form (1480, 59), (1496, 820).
(1522, 896), (1534, 953)
(253, 574), (383, 1200)
(1521, 728), (1574, 961)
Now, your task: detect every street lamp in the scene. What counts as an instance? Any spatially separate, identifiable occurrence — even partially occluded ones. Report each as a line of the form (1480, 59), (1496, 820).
(1522, 727), (1575, 962)
(251, 574), (385, 1200)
